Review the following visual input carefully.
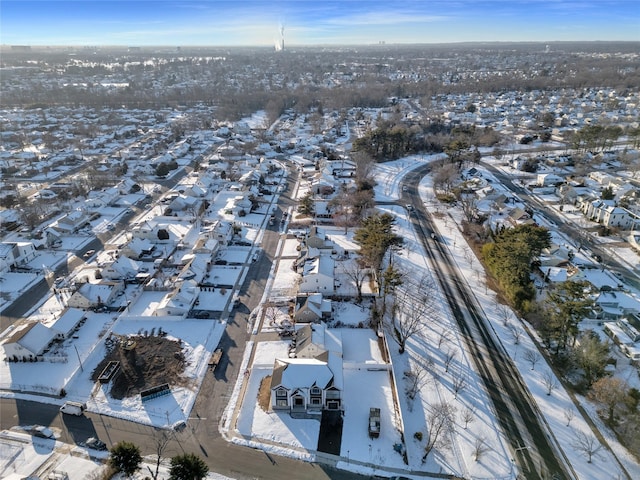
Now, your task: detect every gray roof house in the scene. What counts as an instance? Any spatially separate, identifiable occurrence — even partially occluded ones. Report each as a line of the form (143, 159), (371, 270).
(270, 323), (343, 416)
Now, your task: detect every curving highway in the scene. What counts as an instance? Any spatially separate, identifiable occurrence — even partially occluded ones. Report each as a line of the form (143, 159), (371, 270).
(401, 164), (574, 480)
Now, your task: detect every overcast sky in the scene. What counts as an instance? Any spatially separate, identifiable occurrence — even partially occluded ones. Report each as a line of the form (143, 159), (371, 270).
(1, 0), (638, 46)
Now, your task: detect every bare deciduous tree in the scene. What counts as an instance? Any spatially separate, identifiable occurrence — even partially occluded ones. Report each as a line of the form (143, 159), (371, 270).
(340, 259), (369, 304)
(444, 349), (456, 373)
(589, 376), (628, 425)
(452, 372), (467, 398)
(263, 301), (280, 327)
(523, 348), (541, 370)
(386, 275), (437, 354)
(422, 402), (456, 462)
(147, 430), (171, 480)
(497, 303), (512, 327)
(404, 362), (432, 403)
(509, 324), (523, 345)
(459, 193), (479, 223)
(564, 407), (576, 427)
(462, 246), (474, 264)
(542, 369), (559, 396)
(572, 429), (603, 463)
(473, 436), (489, 462)
(460, 407), (475, 429)
(437, 328), (451, 348)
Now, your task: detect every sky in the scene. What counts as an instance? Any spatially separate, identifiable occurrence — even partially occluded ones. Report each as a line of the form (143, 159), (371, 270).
(0, 0), (638, 47)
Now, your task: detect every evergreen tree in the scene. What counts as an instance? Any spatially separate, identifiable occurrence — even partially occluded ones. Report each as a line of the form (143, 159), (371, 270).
(354, 213), (403, 287)
(109, 441), (142, 477)
(169, 453), (209, 480)
(543, 280), (594, 355)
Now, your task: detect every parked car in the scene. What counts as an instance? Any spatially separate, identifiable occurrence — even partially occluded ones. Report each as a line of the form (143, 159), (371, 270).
(60, 401), (86, 416)
(25, 425), (55, 439)
(79, 437), (107, 451)
(83, 249), (95, 258)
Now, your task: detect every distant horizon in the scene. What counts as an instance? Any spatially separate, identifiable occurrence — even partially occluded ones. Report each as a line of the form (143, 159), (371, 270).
(1, 1), (638, 47)
(3, 40), (640, 49)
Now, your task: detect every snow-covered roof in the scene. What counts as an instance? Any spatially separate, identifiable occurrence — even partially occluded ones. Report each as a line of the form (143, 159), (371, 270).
(50, 308), (85, 336)
(2, 322), (58, 355)
(273, 357), (334, 390)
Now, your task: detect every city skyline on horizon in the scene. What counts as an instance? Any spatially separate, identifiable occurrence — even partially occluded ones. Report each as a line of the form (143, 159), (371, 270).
(1, 0), (639, 48)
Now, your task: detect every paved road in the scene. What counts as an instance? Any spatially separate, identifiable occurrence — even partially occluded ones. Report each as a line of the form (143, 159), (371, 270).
(402, 164), (574, 480)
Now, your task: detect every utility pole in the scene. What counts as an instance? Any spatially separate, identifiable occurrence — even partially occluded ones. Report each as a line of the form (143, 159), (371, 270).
(74, 345), (83, 371)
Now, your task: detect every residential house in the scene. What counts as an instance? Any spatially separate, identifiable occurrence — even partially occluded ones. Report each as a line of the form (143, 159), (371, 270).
(101, 255), (143, 281)
(294, 293), (332, 323)
(131, 218), (191, 245)
(600, 205), (637, 230)
(50, 308), (86, 339)
(0, 244), (12, 273)
(593, 290), (640, 320)
(0, 241), (37, 272)
(507, 207), (533, 226)
(298, 255), (335, 294)
(155, 280), (197, 316)
(270, 323), (343, 415)
(1, 322), (59, 361)
(537, 173), (564, 187)
(581, 199), (615, 222)
(67, 281), (124, 309)
(539, 244), (573, 267)
(44, 228), (63, 249)
(305, 226), (337, 251)
(121, 238), (157, 260)
(53, 210), (90, 234)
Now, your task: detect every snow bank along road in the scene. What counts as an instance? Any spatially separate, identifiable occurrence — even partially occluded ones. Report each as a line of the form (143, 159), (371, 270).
(403, 165), (573, 480)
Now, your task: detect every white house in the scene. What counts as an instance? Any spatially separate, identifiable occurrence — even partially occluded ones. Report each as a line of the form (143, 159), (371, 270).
(270, 323), (343, 415)
(537, 173), (564, 187)
(53, 210), (90, 234)
(67, 281), (124, 309)
(101, 255), (144, 281)
(600, 205), (637, 230)
(299, 256), (335, 294)
(50, 308), (86, 339)
(0, 241), (37, 271)
(2, 322), (59, 361)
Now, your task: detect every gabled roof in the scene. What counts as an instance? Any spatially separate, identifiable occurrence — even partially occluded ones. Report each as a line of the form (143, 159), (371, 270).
(77, 283), (116, 303)
(295, 324), (324, 356)
(272, 358), (334, 390)
(50, 308), (85, 335)
(2, 322), (58, 355)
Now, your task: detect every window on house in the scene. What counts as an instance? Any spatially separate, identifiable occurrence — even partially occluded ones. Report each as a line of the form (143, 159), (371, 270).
(311, 398), (321, 405)
(310, 387), (321, 395)
(276, 399), (288, 407)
